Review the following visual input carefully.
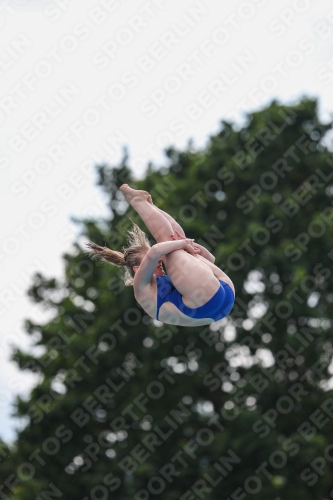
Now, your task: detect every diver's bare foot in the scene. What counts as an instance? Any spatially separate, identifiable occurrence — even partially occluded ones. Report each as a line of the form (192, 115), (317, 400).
(147, 194), (153, 205)
(119, 184), (150, 204)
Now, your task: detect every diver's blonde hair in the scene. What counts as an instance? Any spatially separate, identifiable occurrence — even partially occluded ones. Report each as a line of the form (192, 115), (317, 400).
(85, 221), (151, 286)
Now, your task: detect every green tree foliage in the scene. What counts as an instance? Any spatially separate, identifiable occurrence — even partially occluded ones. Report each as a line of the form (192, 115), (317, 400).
(4, 98), (333, 499)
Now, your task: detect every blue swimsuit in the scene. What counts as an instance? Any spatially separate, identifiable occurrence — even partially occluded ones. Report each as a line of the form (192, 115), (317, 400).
(155, 275), (235, 322)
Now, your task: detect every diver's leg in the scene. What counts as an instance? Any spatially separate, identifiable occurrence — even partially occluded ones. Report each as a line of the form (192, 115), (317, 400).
(147, 195), (186, 237)
(120, 184), (174, 242)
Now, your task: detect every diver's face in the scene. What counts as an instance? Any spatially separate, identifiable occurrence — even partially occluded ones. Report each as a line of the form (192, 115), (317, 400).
(154, 258), (165, 276)
(133, 253), (165, 276)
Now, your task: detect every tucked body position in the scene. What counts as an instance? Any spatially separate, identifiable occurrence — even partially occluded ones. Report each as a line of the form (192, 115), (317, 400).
(86, 185), (235, 327)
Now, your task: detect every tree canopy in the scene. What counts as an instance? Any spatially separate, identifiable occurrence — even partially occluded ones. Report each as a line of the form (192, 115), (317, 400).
(3, 97), (333, 499)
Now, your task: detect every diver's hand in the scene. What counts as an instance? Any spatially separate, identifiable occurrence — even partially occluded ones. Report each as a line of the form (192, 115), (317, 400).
(171, 229), (186, 241)
(181, 238), (201, 255)
(171, 230), (201, 255)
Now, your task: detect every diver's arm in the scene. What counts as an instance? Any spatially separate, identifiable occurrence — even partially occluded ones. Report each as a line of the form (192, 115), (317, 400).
(192, 243), (215, 263)
(171, 230), (215, 263)
(134, 240), (199, 290)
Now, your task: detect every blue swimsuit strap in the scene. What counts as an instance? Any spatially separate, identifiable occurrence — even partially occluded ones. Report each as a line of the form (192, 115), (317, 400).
(156, 275), (174, 320)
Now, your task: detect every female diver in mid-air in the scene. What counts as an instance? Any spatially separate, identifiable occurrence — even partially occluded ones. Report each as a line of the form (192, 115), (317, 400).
(86, 184), (235, 327)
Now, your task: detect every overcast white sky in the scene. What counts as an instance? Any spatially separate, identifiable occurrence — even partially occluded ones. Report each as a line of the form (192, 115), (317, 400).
(1, 0), (333, 442)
